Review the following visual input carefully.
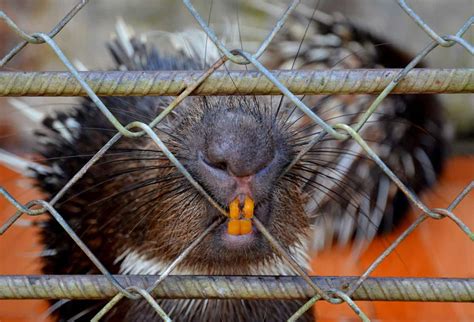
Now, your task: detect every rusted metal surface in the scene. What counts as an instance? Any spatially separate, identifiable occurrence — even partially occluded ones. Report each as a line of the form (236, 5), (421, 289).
(0, 275), (472, 302)
(0, 69), (472, 97)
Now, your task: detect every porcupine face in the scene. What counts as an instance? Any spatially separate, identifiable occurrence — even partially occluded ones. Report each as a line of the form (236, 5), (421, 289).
(34, 47), (312, 277)
(144, 96), (311, 273)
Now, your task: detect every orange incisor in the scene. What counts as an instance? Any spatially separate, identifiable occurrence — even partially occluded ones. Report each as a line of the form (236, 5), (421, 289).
(227, 196), (254, 235)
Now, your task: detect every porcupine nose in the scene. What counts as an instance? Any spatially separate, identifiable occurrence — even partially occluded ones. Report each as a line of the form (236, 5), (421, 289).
(206, 115), (275, 178)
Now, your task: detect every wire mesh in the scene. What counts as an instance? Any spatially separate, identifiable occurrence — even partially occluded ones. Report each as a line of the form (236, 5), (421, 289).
(0, 0), (473, 321)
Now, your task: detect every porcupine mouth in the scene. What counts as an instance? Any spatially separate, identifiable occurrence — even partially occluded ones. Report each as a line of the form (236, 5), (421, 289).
(220, 222), (257, 249)
(186, 202), (274, 270)
(216, 200), (270, 250)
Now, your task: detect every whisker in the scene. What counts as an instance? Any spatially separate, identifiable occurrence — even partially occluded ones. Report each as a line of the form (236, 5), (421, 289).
(283, 172), (382, 233)
(56, 166), (178, 206)
(88, 174), (184, 208)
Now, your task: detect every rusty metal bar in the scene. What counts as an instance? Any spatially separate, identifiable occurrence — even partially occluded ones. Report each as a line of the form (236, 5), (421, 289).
(0, 68), (471, 97)
(0, 275), (472, 302)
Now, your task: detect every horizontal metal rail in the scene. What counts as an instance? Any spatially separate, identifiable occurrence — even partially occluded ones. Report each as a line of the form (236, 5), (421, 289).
(0, 68), (472, 97)
(0, 275), (472, 302)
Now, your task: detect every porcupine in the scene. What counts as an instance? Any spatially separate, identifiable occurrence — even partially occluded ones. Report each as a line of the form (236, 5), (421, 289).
(23, 3), (447, 322)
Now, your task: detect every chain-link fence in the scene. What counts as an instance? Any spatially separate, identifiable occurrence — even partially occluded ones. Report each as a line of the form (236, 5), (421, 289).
(0, 0), (473, 321)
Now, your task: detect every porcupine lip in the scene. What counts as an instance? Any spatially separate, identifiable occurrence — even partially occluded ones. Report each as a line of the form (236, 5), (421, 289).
(220, 223), (257, 249)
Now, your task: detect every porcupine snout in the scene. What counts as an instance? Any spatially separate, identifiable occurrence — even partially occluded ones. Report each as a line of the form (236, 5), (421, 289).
(179, 100), (297, 242)
(202, 110), (276, 201)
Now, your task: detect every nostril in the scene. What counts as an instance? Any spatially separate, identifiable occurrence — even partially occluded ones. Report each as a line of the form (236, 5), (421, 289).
(208, 160), (227, 171)
(200, 152), (228, 172)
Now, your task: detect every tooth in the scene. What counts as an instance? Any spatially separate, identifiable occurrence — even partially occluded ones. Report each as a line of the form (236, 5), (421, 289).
(239, 219), (252, 235)
(243, 196), (254, 219)
(227, 196), (254, 236)
(229, 198), (240, 219)
(227, 219), (241, 235)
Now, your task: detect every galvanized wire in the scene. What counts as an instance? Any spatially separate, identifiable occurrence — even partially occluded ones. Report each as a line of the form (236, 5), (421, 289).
(0, 198), (138, 300)
(397, 0), (474, 54)
(0, 0), (473, 321)
(326, 290), (370, 322)
(0, 0), (90, 66)
(345, 180), (474, 297)
(183, 0), (300, 64)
